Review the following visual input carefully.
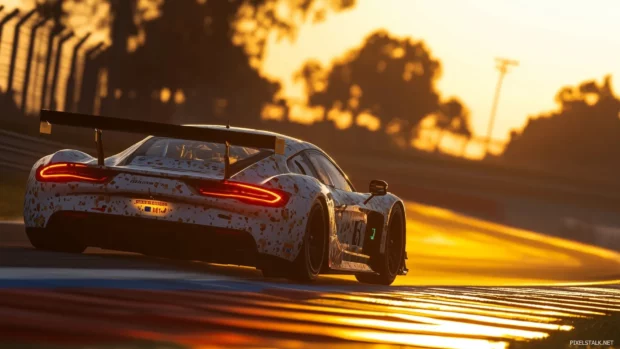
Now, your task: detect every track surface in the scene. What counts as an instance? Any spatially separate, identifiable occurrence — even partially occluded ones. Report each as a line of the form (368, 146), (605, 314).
(0, 203), (619, 348)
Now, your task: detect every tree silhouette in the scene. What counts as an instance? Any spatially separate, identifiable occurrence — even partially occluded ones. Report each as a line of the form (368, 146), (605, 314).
(36, 0), (63, 28)
(118, 0), (356, 125)
(234, 0), (357, 60)
(503, 75), (620, 178)
(37, 0), (114, 37)
(297, 30), (470, 145)
(433, 97), (471, 151)
(47, 0), (356, 125)
(295, 59), (327, 99)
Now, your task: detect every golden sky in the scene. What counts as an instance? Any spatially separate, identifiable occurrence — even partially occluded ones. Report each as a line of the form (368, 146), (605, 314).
(261, 0), (620, 141)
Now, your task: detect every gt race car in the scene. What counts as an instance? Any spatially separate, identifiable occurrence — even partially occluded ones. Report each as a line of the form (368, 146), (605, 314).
(24, 110), (408, 285)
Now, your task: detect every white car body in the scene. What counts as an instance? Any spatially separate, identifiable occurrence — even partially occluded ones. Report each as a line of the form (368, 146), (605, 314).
(24, 111), (408, 283)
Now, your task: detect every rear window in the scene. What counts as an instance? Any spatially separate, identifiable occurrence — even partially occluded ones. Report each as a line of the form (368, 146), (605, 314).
(133, 137), (264, 165)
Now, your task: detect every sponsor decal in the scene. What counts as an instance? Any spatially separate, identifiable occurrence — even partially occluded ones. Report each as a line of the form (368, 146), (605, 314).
(133, 199), (169, 216)
(130, 180), (156, 185)
(283, 243), (294, 257)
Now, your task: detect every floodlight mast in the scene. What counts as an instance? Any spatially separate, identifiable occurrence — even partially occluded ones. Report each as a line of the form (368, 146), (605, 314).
(485, 57), (519, 157)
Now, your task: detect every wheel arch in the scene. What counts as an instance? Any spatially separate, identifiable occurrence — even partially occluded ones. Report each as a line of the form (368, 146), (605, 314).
(393, 200), (407, 249)
(261, 172), (333, 263)
(390, 200), (408, 275)
(316, 194), (332, 272)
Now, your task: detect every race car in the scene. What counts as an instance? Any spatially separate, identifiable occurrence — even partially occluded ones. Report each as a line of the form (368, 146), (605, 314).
(24, 110), (408, 285)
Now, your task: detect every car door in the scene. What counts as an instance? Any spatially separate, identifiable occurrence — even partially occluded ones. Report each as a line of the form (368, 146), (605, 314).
(305, 151), (367, 252)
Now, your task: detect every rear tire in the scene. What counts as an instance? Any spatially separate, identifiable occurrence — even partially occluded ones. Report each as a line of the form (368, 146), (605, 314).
(355, 204), (405, 286)
(26, 228), (87, 254)
(288, 200), (327, 282)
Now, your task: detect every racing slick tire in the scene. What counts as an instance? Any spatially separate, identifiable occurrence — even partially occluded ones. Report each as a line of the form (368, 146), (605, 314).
(288, 200), (328, 282)
(355, 204), (405, 286)
(26, 227), (87, 254)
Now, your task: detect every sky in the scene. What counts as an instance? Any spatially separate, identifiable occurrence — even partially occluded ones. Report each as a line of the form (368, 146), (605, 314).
(261, 0), (620, 142)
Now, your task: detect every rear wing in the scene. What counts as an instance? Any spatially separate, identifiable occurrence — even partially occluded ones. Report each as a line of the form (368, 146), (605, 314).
(39, 110), (286, 179)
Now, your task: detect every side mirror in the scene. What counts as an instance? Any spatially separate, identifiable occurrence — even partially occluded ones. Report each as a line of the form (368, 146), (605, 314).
(364, 180), (388, 204)
(370, 179), (388, 195)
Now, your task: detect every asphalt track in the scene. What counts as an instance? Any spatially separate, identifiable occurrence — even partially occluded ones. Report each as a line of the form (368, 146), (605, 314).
(0, 202), (619, 349)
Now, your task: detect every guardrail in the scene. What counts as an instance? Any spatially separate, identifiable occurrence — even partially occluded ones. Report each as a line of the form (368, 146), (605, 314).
(0, 129), (95, 172)
(337, 153), (620, 209)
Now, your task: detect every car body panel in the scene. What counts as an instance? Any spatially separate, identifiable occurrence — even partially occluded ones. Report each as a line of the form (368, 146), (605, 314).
(23, 126), (407, 275)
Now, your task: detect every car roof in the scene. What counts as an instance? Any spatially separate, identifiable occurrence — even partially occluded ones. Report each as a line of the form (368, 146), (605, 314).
(182, 124), (318, 157)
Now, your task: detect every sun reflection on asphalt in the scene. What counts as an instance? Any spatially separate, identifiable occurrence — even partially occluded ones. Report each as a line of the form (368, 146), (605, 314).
(0, 202), (619, 349)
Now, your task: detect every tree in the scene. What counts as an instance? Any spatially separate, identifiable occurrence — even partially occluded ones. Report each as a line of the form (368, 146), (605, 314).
(47, 0), (356, 125)
(118, 0), (357, 124)
(234, 0), (357, 60)
(433, 97), (471, 151)
(37, 0), (115, 37)
(502, 75), (620, 178)
(298, 30), (467, 143)
(295, 59), (327, 99)
(35, 0), (63, 28)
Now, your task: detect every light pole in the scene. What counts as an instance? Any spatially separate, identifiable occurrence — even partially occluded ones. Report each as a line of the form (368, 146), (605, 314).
(485, 57), (518, 157)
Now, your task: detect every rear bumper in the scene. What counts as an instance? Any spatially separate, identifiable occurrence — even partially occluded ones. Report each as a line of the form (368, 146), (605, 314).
(24, 187), (310, 261)
(39, 211), (258, 265)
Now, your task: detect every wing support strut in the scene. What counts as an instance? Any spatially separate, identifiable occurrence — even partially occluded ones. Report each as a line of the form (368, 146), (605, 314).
(224, 141), (231, 180)
(95, 129), (104, 166)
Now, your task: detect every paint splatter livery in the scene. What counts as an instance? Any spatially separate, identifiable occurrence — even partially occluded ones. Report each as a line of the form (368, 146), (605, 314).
(24, 125), (408, 284)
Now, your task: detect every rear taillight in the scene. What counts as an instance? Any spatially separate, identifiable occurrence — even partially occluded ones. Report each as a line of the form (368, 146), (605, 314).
(197, 181), (289, 207)
(36, 163), (111, 183)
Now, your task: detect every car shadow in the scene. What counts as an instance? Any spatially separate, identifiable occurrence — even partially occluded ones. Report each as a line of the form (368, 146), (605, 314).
(0, 245), (361, 287)
(87, 249), (361, 286)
